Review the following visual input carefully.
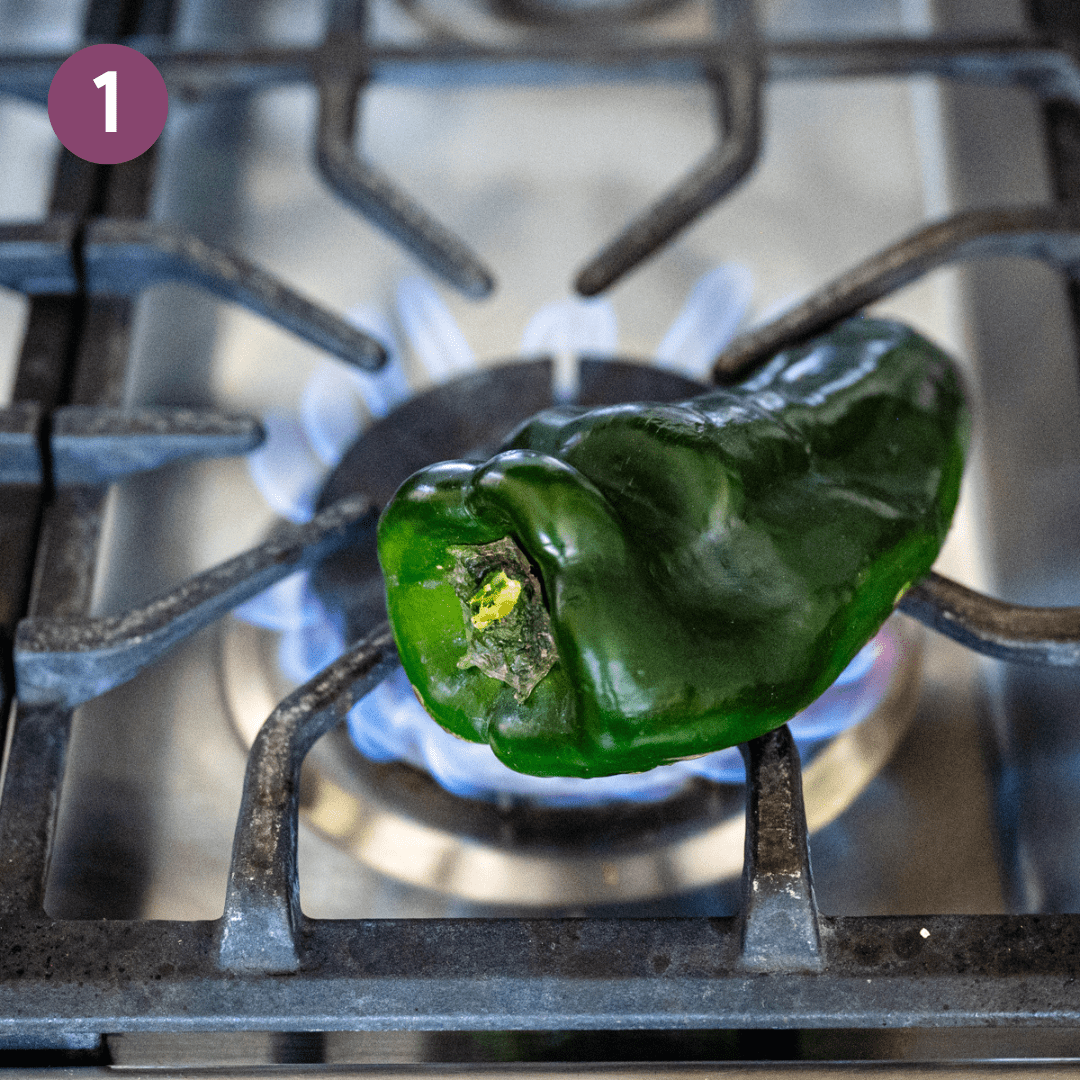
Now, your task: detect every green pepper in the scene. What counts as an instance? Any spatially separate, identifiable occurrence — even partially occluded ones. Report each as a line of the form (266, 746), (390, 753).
(376, 317), (968, 778)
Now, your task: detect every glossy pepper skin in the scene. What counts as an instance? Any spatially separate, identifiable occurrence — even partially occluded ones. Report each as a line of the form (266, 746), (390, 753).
(377, 318), (968, 778)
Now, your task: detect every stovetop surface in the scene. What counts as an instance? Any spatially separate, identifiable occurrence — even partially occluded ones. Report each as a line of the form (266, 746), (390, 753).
(3, 0), (1080, 1065)
(4, 0), (1003, 925)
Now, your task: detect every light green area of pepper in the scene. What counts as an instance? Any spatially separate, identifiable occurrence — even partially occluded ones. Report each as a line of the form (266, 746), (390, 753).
(376, 317), (969, 778)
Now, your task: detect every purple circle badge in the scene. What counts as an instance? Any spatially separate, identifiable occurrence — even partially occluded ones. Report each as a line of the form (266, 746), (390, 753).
(48, 44), (168, 165)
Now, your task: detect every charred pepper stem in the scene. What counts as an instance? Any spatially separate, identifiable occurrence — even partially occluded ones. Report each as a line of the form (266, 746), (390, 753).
(377, 318), (969, 778)
(448, 537), (558, 701)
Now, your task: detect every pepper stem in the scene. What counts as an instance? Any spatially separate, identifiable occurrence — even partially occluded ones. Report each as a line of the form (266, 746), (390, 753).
(468, 569), (523, 630)
(447, 537), (558, 702)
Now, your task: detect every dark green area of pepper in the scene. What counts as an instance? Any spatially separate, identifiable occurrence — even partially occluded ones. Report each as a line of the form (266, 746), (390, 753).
(376, 317), (969, 778)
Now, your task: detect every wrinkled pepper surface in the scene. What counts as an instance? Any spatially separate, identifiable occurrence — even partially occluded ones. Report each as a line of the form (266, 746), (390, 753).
(376, 318), (968, 778)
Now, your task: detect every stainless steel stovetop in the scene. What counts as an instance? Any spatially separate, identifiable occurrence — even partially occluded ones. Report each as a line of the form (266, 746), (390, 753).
(2, 0), (1080, 1068)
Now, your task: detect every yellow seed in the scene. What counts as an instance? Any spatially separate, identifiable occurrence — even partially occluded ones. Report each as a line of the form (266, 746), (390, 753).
(469, 571), (522, 629)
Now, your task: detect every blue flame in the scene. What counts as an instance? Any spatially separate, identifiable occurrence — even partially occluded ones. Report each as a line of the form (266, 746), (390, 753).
(237, 269), (898, 806)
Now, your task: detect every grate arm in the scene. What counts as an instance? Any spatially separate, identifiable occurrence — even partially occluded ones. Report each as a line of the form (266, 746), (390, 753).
(82, 220), (387, 370)
(898, 571), (1080, 666)
(49, 405), (263, 486)
(217, 622), (398, 974)
(0, 220), (79, 295)
(0, 404), (44, 485)
(13, 495), (378, 708)
(575, 58), (762, 297)
(770, 35), (1080, 108)
(712, 204), (1080, 381)
(315, 77), (495, 299)
(0, 219), (387, 369)
(737, 725), (823, 972)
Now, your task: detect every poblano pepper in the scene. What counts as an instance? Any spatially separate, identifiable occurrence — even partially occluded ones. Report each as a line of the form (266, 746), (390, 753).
(376, 318), (968, 778)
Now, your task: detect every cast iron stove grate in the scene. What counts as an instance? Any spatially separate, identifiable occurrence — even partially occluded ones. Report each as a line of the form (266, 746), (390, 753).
(2, 0), (1080, 1059)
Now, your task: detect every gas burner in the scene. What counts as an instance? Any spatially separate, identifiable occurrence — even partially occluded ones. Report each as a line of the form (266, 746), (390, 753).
(221, 611), (920, 907)
(220, 356), (923, 906)
(7, 0), (1080, 1057)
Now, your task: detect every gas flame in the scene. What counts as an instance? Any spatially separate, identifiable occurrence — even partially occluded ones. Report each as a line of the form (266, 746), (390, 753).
(238, 270), (899, 805)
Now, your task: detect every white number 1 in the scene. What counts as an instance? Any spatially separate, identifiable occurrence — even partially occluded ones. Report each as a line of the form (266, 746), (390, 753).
(93, 70), (117, 133)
